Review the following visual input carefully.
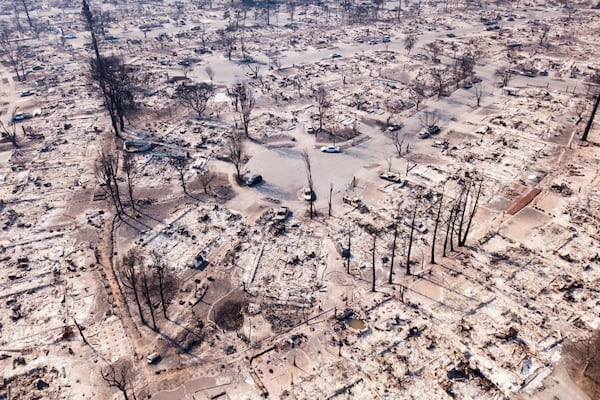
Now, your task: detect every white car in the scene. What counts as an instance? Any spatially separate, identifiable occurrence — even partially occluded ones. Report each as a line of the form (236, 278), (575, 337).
(418, 131), (430, 139)
(303, 187), (314, 201)
(320, 146), (341, 153)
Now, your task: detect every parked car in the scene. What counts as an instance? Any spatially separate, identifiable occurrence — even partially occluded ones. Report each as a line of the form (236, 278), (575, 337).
(379, 172), (405, 186)
(303, 187), (314, 201)
(383, 35), (391, 42)
(320, 146), (341, 153)
(368, 40), (378, 45)
(446, 32), (456, 38)
(274, 206), (289, 222)
(246, 174), (263, 186)
(20, 90), (35, 97)
(306, 126), (316, 134)
(418, 131), (430, 139)
(387, 124), (402, 132)
(330, 53), (342, 58)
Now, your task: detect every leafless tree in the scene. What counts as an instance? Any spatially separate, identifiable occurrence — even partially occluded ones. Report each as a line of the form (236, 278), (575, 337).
(538, 23), (550, 46)
(170, 155), (190, 195)
(496, 66), (513, 87)
(404, 34), (417, 55)
(409, 78), (427, 111)
(140, 263), (157, 330)
(406, 199), (418, 275)
(429, 67), (451, 98)
(430, 189), (445, 264)
(175, 82), (214, 117)
(346, 224), (352, 274)
(582, 91), (600, 142)
(458, 178), (483, 246)
(371, 233), (377, 292)
(315, 85), (329, 132)
(122, 153), (136, 210)
(89, 56), (136, 138)
(100, 360), (134, 400)
(386, 128), (405, 157)
(230, 82), (255, 138)
(121, 249), (146, 325)
(205, 65), (215, 82)
(389, 221), (399, 284)
(226, 130), (246, 181)
(0, 29), (26, 82)
(0, 116), (18, 148)
(150, 251), (175, 319)
(423, 41), (441, 63)
(95, 149), (124, 216)
(419, 110), (440, 130)
(199, 166), (217, 194)
(328, 183), (333, 216)
(217, 28), (236, 60)
(302, 149), (315, 219)
(474, 82), (484, 107)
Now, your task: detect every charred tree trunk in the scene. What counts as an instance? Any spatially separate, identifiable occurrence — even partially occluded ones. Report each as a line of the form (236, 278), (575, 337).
(406, 201), (418, 275)
(456, 182), (471, 245)
(443, 204), (455, 258)
(459, 180), (483, 246)
(371, 234), (377, 292)
(346, 226), (351, 274)
(582, 91), (600, 142)
(389, 222), (398, 284)
(141, 270), (157, 330)
(431, 192), (444, 264)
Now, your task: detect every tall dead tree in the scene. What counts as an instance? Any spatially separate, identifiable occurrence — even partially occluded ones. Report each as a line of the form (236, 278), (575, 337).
(371, 233), (377, 292)
(406, 200), (418, 275)
(474, 82), (484, 107)
(315, 85), (329, 132)
(151, 251), (175, 319)
(226, 130), (246, 181)
(404, 34), (417, 55)
(140, 264), (157, 330)
(0, 29), (26, 82)
(389, 221), (399, 284)
(458, 179), (483, 247)
(82, 0), (101, 64)
(582, 91), (600, 142)
(0, 117), (18, 148)
(230, 82), (255, 138)
(443, 200), (456, 258)
(328, 183), (333, 216)
(175, 82), (214, 117)
(121, 249), (146, 325)
(346, 224), (352, 274)
(122, 153), (136, 210)
(302, 149), (315, 219)
(89, 56), (136, 138)
(100, 360), (134, 400)
(170, 155), (190, 195)
(430, 190), (445, 264)
(385, 127), (404, 157)
(95, 149), (124, 216)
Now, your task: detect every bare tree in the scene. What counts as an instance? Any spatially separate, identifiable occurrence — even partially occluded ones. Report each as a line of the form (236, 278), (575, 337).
(474, 82), (484, 107)
(430, 189), (445, 264)
(95, 149), (124, 216)
(0, 116), (18, 148)
(199, 166), (217, 194)
(101, 360), (134, 400)
(175, 82), (214, 117)
(496, 66), (513, 87)
(89, 56), (136, 138)
(230, 82), (255, 138)
(140, 263), (157, 330)
(170, 155), (190, 195)
(389, 221), (399, 284)
(346, 224), (352, 274)
(429, 67), (450, 98)
(423, 41), (441, 63)
(226, 130), (246, 181)
(371, 233), (377, 292)
(205, 65), (215, 82)
(0, 29), (26, 82)
(406, 199), (418, 275)
(458, 178), (483, 246)
(419, 110), (440, 130)
(314, 85), (329, 133)
(386, 128), (405, 157)
(217, 28), (236, 60)
(538, 23), (550, 46)
(408, 78), (427, 111)
(302, 149), (315, 219)
(122, 153), (136, 210)
(328, 183), (333, 216)
(404, 34), (417, 55)
(121, 249), (146, 325)
(151, 251), (175, 319)
(582, 91), (600, 142)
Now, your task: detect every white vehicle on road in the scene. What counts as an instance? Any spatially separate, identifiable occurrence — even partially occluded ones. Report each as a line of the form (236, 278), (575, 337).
(320, 146), (341, 153)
